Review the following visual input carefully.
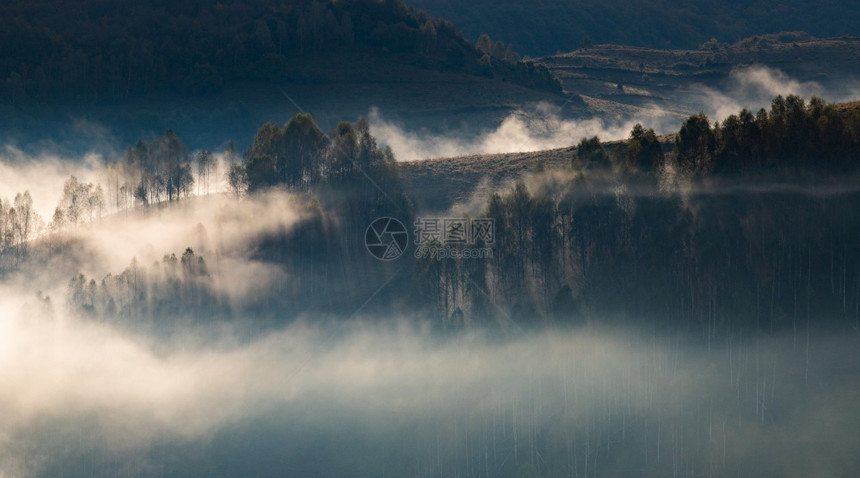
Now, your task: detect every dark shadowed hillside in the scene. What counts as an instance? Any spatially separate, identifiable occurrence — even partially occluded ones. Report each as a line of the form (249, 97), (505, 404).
(0, 0), (567, 151)
(0, 0), (560, 102)
(409, 0), (860, 55)
(4, 3), (860, 477)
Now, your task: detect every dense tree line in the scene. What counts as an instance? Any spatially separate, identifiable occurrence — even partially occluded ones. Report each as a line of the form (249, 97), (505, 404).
(672, 95), (860, 176)
(240, 113), (410, 209)
(238, 113), (415, 317)
(0, 0), (561, 105)
(571, 96), (860, 178)
(38, 130), (195, 239)
(571, 125), (666, 176)
(244, 113), (328, 191)
(56, 113), (414, 323)
(29, 113), (408, 245)
(67, 248), (226, 324)
(416, 173), (860, 337)
(91, 129), (195, 216)
(27, 98), (860, 336)
(415, 97), (860, 332)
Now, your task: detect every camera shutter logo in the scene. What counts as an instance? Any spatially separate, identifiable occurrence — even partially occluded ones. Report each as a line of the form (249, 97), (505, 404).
(365, 217), (408, 260)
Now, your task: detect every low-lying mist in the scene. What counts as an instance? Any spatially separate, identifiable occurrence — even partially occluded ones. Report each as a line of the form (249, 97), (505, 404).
(0, 147), (106, 219)
(0, 146), (235, 220)
(368, 104), (673, 161)
(5, 190), (307, 316)
(370, 66), (860, 162)
(1, 300), (858, 477)
(1, 62), (859, 477)
(693, 65), (838, 121)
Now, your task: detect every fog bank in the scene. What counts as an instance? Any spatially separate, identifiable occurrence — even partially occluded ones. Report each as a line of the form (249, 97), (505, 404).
(1, 299), (858, 476)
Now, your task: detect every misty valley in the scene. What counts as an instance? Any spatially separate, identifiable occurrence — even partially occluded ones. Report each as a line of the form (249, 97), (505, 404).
(2, 94), (860, 476)
(2, 0), (860, 476)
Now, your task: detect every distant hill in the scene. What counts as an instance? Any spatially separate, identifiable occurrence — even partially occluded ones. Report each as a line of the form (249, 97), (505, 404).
(540, 35), (860, 119)
(402, 98), (860, 211)
(0, 0), (566, 151)
(408, 0), (860, 56)
(0, 0), (559, 103)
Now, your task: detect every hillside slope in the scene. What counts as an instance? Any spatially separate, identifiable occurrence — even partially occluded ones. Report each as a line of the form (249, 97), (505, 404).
(409, 0), (860, 55)
(541, 35), (860, 118)
(0, 0), (568, 151)
(0, 0), (560, 102)
(402, 137), (674, 211)
(403, 98), (860, 211)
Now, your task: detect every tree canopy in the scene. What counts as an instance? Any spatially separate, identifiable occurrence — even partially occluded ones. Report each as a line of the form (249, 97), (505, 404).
(0, 0), (561, 104)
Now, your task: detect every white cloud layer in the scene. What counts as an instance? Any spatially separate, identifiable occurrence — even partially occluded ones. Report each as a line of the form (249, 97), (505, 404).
(1, 302), (858, 476)
(370, 66), (859, 162)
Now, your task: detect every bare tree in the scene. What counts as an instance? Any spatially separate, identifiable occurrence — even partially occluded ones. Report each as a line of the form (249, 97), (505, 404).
(59, 176), (95, 227)
(195, 150), (214, 195)
(88, 185), (105, 221)
(226, 163), (248, 198)
(13, 191), (35, 249)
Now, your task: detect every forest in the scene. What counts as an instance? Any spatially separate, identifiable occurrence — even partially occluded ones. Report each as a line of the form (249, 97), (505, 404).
(0, 0), (560, 105)
(4, 2), (860, 476)
(1, 95), (858, 339)
(2, 81), (860, 474)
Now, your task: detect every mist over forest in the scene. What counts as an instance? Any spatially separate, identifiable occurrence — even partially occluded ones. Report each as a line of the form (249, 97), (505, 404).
(2, 0), (860, 476)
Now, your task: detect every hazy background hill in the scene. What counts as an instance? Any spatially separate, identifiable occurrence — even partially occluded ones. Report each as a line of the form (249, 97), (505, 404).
(0, 0), (565, 152)
(0, 0), (561, 101)
(409, 0), (860, 56)
(539, 34), (860, 120)
(2, 0), (859, 158)
(4, 2), (860, 476)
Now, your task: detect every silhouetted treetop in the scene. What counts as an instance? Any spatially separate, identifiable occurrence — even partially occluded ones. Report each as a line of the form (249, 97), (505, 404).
(572, 136), (611, 170)
(671, 96), (860, 177)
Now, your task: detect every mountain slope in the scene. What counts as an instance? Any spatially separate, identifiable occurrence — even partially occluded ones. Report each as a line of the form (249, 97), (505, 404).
(540, 35), (860, 119)
(0, 0), (566, 152)
(0, 0), (560, 102)
(409, 0), (860, 56)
